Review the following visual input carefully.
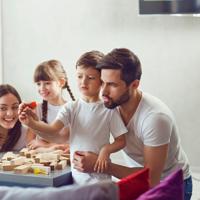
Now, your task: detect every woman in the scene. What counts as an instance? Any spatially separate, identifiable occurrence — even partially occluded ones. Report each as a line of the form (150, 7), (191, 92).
(0, 84), (29, 152)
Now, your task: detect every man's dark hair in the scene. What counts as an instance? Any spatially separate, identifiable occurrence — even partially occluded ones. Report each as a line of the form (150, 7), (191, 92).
(96, 48), (142, 85)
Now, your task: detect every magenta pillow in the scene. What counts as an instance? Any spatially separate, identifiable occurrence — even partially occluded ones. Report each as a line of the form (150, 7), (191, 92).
(136, 169), (184, 200)
(117, 168), (149, 200)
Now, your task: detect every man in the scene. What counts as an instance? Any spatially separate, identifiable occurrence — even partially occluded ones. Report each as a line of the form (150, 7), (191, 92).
(73, 48), (192, 200)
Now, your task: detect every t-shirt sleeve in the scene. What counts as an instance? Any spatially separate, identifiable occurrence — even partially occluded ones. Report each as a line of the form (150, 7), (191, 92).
(55, 102), (72, 127)
(141, 113), (173, 146)
(110, 109), (128, 138)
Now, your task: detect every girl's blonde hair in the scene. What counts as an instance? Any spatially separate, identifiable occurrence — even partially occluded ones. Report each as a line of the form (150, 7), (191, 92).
(34, 60), (75, 122)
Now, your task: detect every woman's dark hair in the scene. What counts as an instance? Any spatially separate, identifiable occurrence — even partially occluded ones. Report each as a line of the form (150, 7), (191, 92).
(34, 60), (75, 123)
(0, 84), (22, 151)
(96, 48), (142, 86)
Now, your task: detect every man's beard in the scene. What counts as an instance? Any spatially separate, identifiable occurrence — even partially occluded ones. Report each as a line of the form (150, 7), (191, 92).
(103, 90), (130, 109)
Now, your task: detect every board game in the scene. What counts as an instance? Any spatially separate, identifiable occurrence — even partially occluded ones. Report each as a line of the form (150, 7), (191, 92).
(0, 149), (72, 187)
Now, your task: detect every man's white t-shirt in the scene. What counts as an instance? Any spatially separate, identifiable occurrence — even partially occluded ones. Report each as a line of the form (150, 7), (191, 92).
(56, 98), (127, 184)
(122, 92), (190, 179)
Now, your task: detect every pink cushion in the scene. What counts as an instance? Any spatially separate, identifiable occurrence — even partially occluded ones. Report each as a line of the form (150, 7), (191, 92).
(117, 168), (149, 200)
(136, 169), (184, 200)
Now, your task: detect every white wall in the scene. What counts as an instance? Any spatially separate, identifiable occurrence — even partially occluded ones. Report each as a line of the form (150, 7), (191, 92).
(1, 0), (200, 170)
(0, 0), (3, 83)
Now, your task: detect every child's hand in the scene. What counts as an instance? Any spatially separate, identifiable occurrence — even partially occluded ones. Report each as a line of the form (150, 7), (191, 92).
(18, 102), (37, 126)
(27, 139), (50, 150)
(94, 146), (110, 173)
(52, 144), (70, 154)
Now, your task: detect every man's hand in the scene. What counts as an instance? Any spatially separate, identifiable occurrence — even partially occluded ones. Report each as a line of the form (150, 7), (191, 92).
(72, 151), (98, 173)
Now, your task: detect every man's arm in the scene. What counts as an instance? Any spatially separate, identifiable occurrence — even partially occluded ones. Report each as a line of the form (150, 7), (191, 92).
(73, 144), (168, 187)
(109, 144), (168, 186)
(143, 143), (168, 187)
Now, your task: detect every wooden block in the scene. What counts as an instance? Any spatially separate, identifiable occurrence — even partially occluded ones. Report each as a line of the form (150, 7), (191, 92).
(25, 150), (36, 158)
(14, 164), (31, 174)
(40, 153), (60, 161)
(24, 158), (35, 164)
(59, 156), (70, 165)
(40, 160), (51, 166)
(31, 163), (44, 167)
(52, 150), (64, 155)
(34, 157), (40, 163)
(61, 153), (70, 159)
(56, 160), (67, 170)
(2, 152), (17, 160)
(50, 161), (57, 171)
(10, 157), (25, 165)
(2, 164), (18, 171)
(2, 160), (11, 165)
(19, 148), (29, 156)
(31, 165), (51, 175)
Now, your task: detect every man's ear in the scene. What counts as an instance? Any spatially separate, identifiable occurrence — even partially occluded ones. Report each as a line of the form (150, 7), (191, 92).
(129, 79), (140, 89)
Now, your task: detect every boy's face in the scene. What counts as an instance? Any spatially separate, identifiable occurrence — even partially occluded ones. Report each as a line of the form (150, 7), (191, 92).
(76, 66), (102, 99)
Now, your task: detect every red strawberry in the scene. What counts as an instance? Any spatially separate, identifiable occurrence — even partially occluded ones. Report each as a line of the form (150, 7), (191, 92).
(27, 101), (37, 109)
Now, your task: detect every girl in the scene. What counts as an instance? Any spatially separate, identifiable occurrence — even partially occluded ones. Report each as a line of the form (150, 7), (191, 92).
(0, 84), (29, 152)
(19, 51), (127, 184)
(28, 60), (75, 151)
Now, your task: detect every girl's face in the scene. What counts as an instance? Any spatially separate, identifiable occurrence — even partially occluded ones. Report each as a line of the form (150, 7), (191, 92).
(36, 80), (63, 103)
(0, 93), (19, 130)
(76, 66), (102, 101)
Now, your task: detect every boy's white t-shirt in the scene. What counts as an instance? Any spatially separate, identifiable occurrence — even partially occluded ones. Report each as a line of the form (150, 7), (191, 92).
(122, 92), (190, 180)
(56, 98), (127, 184)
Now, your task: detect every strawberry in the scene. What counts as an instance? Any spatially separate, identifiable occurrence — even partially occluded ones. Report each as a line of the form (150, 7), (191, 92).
(27, 101), (37, 109)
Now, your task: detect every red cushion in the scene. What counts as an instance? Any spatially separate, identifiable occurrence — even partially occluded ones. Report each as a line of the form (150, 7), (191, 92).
(117, 168), (149, 200)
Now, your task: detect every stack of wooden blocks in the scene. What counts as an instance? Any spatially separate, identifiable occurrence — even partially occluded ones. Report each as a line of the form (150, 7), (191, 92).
(0, 148), (70, 175)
